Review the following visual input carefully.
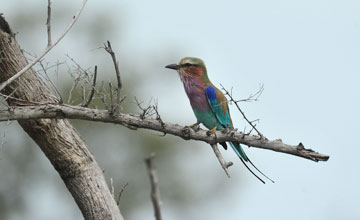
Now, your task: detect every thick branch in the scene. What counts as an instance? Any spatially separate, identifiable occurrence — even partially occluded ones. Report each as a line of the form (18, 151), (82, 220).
(0, 104), (330, 162)
(0, 15), (123, 220)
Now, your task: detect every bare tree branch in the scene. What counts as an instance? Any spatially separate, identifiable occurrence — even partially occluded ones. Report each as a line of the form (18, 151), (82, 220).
(110, 177), (115, 198)
(0, 6), (330, 219)
(38, 60), (63, 103)
(221, 84), (264, 138)
(104, 41), (122, 114)
(66, 54), (92, 105)
(145, 153), (163, 220)
(82, 65), (97, 107)
(0, 104), (330, 162)
(46, 0), (52, 47)
(233, 84), (264, 102)
(116, 182), (128, 206)
(211, 144), (233, 177)
(109, 81), (114, 109)
(0, 120), (11, 150)
(0, 0), (88, 92)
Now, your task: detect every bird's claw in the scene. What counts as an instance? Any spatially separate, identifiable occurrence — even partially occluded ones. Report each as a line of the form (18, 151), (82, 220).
(206, 126), (217, 136)
(221, 126), (230, 134)
(185, 122), (200, 131)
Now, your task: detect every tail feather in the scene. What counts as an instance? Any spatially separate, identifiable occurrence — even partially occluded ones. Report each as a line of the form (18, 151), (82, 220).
(248, 159), (275, 183)
(239, 157), (265, 184)
(230, 141), (249, 161)
(220, 142), (228, 150)
(230, 142), (274, 183)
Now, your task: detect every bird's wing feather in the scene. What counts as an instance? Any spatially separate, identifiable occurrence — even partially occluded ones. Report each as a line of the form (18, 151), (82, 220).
(205, 86), (232, 128)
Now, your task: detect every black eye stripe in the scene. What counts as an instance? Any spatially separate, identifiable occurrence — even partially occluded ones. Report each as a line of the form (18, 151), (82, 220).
(180, 63), (200, 68)
(181, 63), (192, 67)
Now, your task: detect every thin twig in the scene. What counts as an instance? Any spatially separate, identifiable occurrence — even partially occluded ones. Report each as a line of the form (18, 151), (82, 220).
(65, 54), (90, 77)
(65, 55), (93, 104)
(95, 82), (108, 109)
(110, 177), (115, 198)
(210, 144), (233, 177)
(82, 65), (97, 107)
(145, 153), (163, 220)
(38, 60), (63, 102)
(134, 97), (153, 119)
(0, 120), (11, 150)
(116, 182), (128, 206)
(46, 0), (52, 47)
(221, 84), (264, 138)
(152, 100), (165, 130)
(235, 84), (264, 102)
(104, 41), (122, 114)
(109, 82), (113, 111)
(81, 85), (86, 105)
(67, 75), (81, 104)
(0, 90), (53, 105)
(0, 0), (88, 92)
(3, 87), (18, 102)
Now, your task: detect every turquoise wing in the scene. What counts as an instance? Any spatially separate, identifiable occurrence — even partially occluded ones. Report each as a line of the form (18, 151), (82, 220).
(205, 86), (232, 129)
(205, 85), (248, 159)
(206, 86), (273, 184)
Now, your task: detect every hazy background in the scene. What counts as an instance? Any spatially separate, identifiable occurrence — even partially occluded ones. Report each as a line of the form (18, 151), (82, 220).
(1, 0), (359, 219)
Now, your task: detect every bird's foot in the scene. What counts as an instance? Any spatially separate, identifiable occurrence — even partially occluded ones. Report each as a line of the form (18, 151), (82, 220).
(206, 126), (218, 136)
(185, 122), (200, 131)
(221, 126), (230, 134)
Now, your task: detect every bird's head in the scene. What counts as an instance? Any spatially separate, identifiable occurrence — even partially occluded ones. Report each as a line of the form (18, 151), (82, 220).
(165, 57), (208, 80)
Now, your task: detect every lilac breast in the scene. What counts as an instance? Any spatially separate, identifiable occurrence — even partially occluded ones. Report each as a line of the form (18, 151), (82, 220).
(180, 75), (209, 112)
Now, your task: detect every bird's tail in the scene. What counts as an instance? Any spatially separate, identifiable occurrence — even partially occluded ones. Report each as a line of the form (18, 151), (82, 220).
(229, 142), (274, 184)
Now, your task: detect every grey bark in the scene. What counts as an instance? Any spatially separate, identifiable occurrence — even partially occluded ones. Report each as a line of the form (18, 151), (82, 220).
(0, 104), (329, 162)
(0, 15), (123, 220)
(145, 154), (163, 220)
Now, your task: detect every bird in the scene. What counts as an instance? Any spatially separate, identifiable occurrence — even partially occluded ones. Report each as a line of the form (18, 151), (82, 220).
(165, 57), (273, 184)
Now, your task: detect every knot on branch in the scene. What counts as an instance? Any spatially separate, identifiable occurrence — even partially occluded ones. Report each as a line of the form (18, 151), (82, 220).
(0, 14), (12, 35)
(52, 107), (65, 118)
(225, 162), (233, 168)
(181, 127), (191, 140)
(221, 127), (230, 134)
(295, 142), (330, 162)
(191, 124), (201, 132)
(297, 142), (305, 150)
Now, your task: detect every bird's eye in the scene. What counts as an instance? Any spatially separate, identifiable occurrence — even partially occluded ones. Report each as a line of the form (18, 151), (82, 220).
(181, 63), (199, 68)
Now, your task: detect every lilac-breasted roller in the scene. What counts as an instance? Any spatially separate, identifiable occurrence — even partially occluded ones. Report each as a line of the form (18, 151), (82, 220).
(166, 57), (273, 183)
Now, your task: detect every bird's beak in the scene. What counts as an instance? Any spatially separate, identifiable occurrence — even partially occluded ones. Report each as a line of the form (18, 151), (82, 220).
(165, 64), (180, 70)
